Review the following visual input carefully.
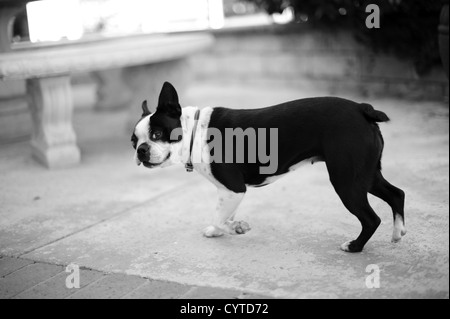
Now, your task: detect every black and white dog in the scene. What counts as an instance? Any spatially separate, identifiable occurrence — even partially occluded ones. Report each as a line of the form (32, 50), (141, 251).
(131, 82), (406, 253)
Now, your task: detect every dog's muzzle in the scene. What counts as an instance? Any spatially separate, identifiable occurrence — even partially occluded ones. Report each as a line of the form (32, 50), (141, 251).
(136, 143), (171, 168)
(137, 143), (150, 162)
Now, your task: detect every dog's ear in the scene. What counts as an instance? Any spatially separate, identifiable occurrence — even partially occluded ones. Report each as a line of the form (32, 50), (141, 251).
(141, 100), (151, 117)
(158, 82), (179, 106)
(156, 82), (181, 118)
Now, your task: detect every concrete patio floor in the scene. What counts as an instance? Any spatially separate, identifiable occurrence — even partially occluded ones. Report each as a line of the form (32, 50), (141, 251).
(0, 82), (448, 298)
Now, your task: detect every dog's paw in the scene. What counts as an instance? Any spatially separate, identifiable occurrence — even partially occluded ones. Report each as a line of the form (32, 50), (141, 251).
(230, 220), (251, 235)
(391, 217), (407, 243)
(340, 240), (363, 253)
(203, 225), (224, 238)
(391, 226), (407, 243)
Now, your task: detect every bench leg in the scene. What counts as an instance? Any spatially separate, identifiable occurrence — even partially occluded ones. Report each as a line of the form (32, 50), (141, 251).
(27, 76), (81, 168)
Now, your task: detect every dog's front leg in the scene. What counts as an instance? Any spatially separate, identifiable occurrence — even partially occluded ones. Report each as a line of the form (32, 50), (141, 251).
(203, 188), (250, 237)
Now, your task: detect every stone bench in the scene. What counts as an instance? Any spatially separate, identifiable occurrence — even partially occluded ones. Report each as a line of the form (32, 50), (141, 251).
(0, 33), (213, 168)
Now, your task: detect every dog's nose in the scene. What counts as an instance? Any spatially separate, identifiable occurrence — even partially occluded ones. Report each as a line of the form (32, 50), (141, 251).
(137, 143), (150, 156)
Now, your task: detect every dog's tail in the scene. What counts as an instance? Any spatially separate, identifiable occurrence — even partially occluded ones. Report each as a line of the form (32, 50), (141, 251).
(360, 103), (390, 123)
(359, 103), (388, 171)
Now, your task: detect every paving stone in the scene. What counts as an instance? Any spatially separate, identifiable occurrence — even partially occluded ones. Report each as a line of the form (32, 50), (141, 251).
(122, 280), (191, 299)
(1, 85), (448, 300)
(67, 273), (145, 299)
(13, 268), (104, 299)
(0, 257), (34, 278)
(181, 286), (242, 299)
(237, 292), (275, 299)
(0, 263), (63, 299)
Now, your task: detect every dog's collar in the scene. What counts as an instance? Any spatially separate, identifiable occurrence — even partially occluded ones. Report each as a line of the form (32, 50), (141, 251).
(185, 109), (201, 172)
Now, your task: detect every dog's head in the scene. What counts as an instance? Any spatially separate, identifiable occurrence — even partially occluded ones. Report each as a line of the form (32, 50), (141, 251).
(131, 82), (183, 168)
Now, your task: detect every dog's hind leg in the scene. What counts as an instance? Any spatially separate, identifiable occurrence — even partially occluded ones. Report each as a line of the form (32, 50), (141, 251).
(325, 155), (381, 252)
(370, 170), (406, 243)
(335, 187), (381, 253)
(203, 188), (250, 237)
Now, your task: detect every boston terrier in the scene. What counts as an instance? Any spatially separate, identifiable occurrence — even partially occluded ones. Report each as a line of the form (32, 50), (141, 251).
(131, 82), (406, 253)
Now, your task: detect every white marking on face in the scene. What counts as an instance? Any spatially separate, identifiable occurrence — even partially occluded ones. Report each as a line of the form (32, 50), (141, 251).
(133, 114), (171, 166)
(133, 115), (150, 165)
(134, 115), (151, 144)
(134, 106), (213, 169)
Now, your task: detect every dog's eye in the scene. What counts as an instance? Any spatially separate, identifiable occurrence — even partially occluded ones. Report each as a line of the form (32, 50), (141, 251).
(151, 131), (162, 140)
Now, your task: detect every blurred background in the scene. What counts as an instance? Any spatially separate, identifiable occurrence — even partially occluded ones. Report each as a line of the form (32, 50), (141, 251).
(0, 0), (448, 143)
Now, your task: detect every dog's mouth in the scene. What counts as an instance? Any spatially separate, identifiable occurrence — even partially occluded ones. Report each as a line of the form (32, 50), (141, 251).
(141, 153), (171, 168)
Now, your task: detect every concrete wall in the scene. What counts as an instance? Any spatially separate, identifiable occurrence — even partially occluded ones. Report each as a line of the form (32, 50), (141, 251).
(191, 25), (449, 100)
(0, 80), (29, 143)
(0, 74), (97, 144)
(1, 25), (448, 144)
